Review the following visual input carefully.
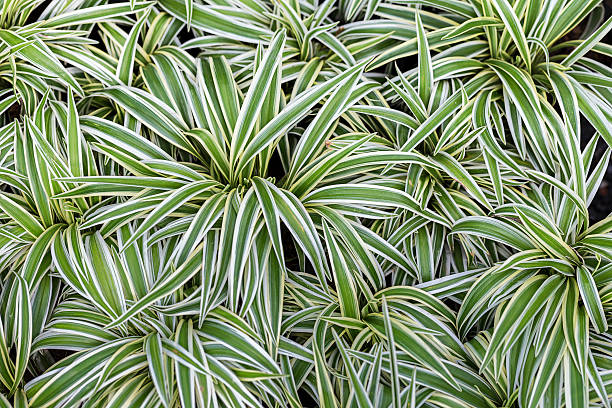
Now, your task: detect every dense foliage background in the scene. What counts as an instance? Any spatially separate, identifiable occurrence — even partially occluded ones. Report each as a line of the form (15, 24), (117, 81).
(0, 0), (611, 406)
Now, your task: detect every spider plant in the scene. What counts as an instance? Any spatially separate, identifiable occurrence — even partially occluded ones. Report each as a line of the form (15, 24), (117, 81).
(0, 0), (610, 407)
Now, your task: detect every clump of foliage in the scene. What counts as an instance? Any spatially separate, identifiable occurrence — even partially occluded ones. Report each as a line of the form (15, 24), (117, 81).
(0, 0), (611, 406)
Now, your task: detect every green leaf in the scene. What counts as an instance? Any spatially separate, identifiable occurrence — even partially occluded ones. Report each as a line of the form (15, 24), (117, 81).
(323, 222), (360, 319)
(490, 0), (531, 70)
(415, 12), (433, 106)
(116, 9), (150, 86)
(576, 266), (607, 333)
(332, 330), (373, 408)
(442, 17), (502, 40)
(0, 193), (44, 238)
(229, 30), (286, 173)
(0, 30), (82, 94)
